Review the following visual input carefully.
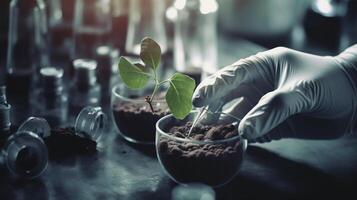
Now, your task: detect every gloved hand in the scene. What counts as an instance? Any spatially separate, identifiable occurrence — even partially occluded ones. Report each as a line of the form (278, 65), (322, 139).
(193, 45), (357, 142)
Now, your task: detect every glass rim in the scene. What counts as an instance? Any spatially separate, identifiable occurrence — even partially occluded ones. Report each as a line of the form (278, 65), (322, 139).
(112, 84), (166, 103)
(156, 110), (243, 145)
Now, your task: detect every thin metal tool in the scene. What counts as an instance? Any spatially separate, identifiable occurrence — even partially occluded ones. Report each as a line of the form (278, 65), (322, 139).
(188, 101), (224, 137)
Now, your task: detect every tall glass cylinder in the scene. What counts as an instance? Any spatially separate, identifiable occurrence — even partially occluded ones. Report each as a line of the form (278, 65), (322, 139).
(73, 0), (111, 59)
(174, 0), (218, 84)
(111, 0), (129, 52)
(125, 0), (167, 56)
(6, 0), (49, 82)
(47, 0), (75, 64)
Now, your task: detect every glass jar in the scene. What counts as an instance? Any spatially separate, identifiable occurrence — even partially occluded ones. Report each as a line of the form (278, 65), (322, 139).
(111, 84), (169, 144)
(156, 111), (247, 187)
(173, 0), (218, 83)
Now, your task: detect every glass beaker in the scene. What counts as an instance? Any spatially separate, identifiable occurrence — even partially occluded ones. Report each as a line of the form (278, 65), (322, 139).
(174, 0), (218, 83)
(73, 0), (112, 59)
(6, 0), (49, 125)
(125, 0), (167, 56)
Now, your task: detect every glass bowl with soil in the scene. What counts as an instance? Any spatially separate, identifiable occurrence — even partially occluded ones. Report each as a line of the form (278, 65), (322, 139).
(111, 84), (170, 144)
(156, 111), (247, 187)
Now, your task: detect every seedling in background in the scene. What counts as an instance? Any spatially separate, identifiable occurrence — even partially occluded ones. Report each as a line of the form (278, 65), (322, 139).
(118, 37), (196, 120)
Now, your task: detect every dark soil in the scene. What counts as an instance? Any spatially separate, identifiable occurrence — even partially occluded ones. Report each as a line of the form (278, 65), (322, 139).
(157, 122), (245, 186)
(44, 127), (97, 159)
(112, 98), (169, 144)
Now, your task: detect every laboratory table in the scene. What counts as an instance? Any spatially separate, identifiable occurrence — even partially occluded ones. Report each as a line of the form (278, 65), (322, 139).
(1, 37), (357, 200)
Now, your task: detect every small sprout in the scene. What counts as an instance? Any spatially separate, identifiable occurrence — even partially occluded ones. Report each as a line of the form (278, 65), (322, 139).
(118, 37), (196, 119)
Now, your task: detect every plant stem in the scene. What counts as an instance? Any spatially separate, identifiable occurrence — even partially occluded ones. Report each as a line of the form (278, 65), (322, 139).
(145, 96), (155, 113)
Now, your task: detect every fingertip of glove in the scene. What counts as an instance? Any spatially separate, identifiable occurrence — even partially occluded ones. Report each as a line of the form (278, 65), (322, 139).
(192, 93), (206, 107)
(239, 120), (257, 140)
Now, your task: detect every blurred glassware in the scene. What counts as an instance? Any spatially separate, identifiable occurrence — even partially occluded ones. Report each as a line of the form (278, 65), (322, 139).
(31, 67), (68, 127)
(304, 0), (348, 51)
(7, 0), (49, 74)
(219, 0), (310, 39)
(47, 0), (75, 64)
(69, 59), (101, 114)
(1, 117), (50, 179)
(73, 0), (112, 59)
(125, 0), (167, 56)
(173, 0), (218, 84)
(111, 0), (129, 52)
(341, 0), (357, 49)
(6, 0), (49, 125)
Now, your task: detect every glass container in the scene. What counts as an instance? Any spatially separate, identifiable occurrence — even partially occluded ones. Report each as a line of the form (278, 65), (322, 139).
(111, 84), (169, 144)
(125, 0), (167, 56)
(69, 59), (101, 114)
(31, 67), (68, 127)
(6, 0), (49, 126)
(111, 0), (129, 52)
(75, 106), (107, 142)
(0, 86), (11, 138)
(47, 0), (75, 64)
(72, 0), (111, 59)
(0, 117), (50, 179)
(156, 111), (247, 187)
(174, 0), (218, 83)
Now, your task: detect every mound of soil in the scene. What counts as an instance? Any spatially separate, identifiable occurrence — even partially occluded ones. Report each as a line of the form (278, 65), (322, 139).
(112, 99), (169, 144)
(158, 122), (245, 186)
(44, 127), (97, 158)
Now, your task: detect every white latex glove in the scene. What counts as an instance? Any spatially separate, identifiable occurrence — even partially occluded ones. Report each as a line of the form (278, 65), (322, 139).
(193, 45), (357, 142)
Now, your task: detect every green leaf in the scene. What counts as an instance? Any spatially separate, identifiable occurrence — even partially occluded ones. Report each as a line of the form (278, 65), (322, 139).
(118, 57), (151, 89)
(140, 37), (161, 70)
(166, 73), (196, 119)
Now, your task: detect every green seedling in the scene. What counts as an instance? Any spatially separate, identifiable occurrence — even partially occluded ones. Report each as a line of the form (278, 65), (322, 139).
(118, 37), (196, 120)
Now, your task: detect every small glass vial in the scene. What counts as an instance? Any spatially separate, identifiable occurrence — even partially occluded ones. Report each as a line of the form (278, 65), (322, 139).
(125, 0), (167, 55)
(0, 86), (11, 138)
(31, 67), (68, 127)
(0, 117), (50, 179)
(72, 0), (112, 59)
(174, 0), (218, 83)
(70, 59), (101, 114)
(75, 106), (107, 142)
(171, 184), (215, 200)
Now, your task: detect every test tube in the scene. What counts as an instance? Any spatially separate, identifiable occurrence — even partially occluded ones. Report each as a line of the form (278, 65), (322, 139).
(0, 117), (50, 179)
(75, 106), (108, 142)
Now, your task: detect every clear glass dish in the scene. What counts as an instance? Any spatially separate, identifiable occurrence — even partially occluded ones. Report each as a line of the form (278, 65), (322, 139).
(111, 84), (169, 144)
(156, 111), (247, 187)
